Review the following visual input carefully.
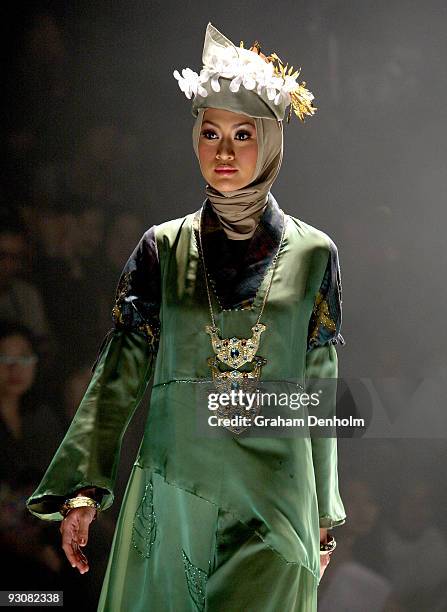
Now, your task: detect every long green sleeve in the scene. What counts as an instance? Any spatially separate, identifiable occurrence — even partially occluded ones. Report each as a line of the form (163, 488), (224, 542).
(26, 227), (161, 522)
(306, 343), (346, 528)
(26, 329), (156, 521)
(305, 238), (346, 529)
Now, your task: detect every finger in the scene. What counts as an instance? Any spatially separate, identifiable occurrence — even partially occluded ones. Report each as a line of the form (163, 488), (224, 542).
(320, 556), (330, 579)
(73, 519), (91, 572)
(77, 512), (93, 547)
(61, 517), (81, 569)
(62, 515), (88, 573)
(72, 540), (89, 574)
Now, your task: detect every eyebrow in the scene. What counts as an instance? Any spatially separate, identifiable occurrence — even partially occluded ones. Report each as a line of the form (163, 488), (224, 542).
(202, 120), (255, 128)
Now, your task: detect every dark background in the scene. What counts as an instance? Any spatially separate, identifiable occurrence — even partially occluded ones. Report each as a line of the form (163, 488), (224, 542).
(1, 1), (447, 610)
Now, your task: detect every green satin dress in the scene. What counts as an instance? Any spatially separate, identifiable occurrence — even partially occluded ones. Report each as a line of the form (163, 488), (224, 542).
(26, 194), (346, 612)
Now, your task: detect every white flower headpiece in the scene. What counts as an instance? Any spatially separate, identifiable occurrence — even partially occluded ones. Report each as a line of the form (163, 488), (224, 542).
(173, 24), (317, 124)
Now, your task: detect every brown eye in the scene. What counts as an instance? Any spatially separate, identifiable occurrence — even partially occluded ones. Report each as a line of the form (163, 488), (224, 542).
(201, 130), (217, 139)
(235, 130), (251, 141)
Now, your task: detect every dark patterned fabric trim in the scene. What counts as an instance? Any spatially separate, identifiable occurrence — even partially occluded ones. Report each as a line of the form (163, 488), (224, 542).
(110, 225), (161, 351)
(91, 226), (161, 373)
(307, 238), (345, 351)
(195, 192), (285, 310)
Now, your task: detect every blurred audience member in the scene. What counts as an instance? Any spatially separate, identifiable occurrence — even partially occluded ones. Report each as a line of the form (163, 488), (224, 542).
(97, 211), (143, 330)
(0, 217), (54, 358)
(0, 320), (64, 588)
(69, 123), (142, 210)
(31, 201), (107, 371)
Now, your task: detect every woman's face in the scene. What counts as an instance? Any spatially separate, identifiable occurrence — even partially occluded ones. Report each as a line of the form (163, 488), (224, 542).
(198, 108), (258, 192)
(0, 334), (37, 398)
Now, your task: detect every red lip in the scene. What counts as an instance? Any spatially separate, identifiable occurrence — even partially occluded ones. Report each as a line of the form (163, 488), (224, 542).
(215, 166), (238, 174)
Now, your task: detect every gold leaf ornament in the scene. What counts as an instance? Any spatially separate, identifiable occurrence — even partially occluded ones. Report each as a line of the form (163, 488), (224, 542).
(240, 39), (317, 123)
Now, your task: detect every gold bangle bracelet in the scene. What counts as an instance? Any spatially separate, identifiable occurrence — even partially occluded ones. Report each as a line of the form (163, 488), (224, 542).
(60, 495), (100, 518)
(320, 533), (337, 555)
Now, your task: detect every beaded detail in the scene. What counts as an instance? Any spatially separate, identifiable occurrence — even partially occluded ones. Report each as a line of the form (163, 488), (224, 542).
(181, 549), (209, 612)
(152, 378), (304, 390)
(131, 481), (157, 559)
(135, 318), (160, 351)
(308, 291), (336, 346)
(111, 270), (130, 328)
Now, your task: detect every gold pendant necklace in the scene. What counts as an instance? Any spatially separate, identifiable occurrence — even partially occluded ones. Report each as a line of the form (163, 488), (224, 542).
(197, 206), (286, 396)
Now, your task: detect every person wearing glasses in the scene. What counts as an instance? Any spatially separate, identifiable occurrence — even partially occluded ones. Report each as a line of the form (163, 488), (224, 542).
(0, 320), (64, 589)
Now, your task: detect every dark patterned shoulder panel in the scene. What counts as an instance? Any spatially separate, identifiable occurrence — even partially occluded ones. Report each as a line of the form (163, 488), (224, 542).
(111, 225), (161, 352)
(307, 239), (345, 351)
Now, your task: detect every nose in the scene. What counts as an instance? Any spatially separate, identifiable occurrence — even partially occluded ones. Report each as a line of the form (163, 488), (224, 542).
(216, 137), (234, 160)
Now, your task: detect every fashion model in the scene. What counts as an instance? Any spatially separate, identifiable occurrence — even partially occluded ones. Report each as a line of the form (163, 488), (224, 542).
(27, 23), (346, 612)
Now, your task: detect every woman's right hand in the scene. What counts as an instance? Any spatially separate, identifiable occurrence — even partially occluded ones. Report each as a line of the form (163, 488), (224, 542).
(59, 506), (97, 574)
